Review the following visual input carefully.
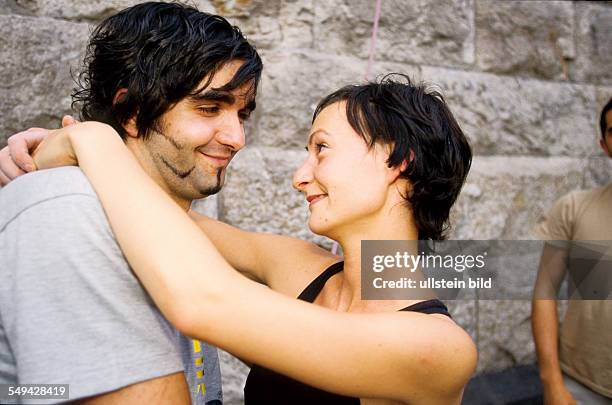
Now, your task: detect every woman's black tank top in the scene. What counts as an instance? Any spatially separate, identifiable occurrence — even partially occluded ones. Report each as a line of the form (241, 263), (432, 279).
(243, 261), (451, 405)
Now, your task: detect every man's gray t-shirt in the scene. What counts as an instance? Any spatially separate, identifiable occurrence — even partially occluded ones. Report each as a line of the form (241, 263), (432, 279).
(0, 167), (222, 404)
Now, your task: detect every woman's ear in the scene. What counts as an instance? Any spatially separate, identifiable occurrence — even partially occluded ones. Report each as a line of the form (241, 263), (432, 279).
(396, 150), (414, 175)
(387, 150), (414, 183)
(387, 159), (408, 184)
(113, 88), (139, 139)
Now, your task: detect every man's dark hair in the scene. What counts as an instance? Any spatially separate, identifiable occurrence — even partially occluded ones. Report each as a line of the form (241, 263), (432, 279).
(313, 74), (472, 241)
(600, 96), (612, 139)
(72, 1), (262, 139)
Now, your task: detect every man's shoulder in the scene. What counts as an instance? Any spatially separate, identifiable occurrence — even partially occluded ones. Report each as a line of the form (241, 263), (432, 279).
(586, 183), (612, 201)
(557, 185), (610, 212)
(0, 167), (100, 229)
(1, 166), (95, 197)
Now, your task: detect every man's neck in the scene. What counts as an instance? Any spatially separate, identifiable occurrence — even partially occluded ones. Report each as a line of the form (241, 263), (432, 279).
(125, 139), (193, 212)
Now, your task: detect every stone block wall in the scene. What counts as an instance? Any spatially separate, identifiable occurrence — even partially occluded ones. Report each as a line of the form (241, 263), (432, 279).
(1, 1), (611, 403)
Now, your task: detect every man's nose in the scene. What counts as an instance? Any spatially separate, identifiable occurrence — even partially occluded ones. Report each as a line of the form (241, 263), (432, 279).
(216, 112), (246, 151)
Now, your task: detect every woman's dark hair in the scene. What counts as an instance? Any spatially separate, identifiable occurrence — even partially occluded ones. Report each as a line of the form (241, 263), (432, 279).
(313, 74), (472, 240)
(72, 1), (263, 139)
(600, 96), (612, 139)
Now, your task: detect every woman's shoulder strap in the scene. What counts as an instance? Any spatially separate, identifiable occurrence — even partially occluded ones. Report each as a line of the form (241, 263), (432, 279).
(297, 261), (344, 302)
(399, 299), (451, 318)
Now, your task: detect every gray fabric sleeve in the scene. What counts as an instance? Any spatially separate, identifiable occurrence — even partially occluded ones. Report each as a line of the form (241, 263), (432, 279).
(0, 193), (184, 402)
(0, 317), (16, 385)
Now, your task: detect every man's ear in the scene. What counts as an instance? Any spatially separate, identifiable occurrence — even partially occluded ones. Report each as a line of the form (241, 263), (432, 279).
(113, 88), (128, 106)
(113, 88), (138, 139)
(123, 116), (139, 139)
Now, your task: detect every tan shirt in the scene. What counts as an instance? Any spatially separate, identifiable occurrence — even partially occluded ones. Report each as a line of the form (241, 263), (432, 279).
(537, 184), (612, 398)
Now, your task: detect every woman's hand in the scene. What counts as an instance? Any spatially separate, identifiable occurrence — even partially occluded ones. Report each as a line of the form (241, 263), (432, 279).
(32, 121), (118, 170)
(0, 115), (78, 186)
(31, 126), (78, 171)
(0, 128), (48, 186)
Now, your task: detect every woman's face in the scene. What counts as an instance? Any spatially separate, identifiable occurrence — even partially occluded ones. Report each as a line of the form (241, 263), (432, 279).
(292, 102), (399, 237)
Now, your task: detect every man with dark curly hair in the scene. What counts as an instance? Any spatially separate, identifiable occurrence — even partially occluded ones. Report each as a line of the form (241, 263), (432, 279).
(0, 2), (262, 404)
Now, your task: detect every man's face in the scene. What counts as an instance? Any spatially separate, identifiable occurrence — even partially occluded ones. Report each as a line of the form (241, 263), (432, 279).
(601, 109), (612, 158)
(142, 60), (255, 204)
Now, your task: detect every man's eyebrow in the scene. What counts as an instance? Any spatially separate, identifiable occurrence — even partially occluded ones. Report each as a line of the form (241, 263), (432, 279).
(190, 89), (235, 104)
(307, 129), (330, 147)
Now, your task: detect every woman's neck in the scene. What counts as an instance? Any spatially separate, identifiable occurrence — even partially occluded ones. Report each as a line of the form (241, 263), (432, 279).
(328, 206), (418, 312)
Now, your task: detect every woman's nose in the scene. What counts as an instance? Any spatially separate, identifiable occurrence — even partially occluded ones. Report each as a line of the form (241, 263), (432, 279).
(292, 157), (314, 191)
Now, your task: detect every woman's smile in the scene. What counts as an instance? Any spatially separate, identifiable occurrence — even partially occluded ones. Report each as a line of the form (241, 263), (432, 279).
(307, 194), (327, 207)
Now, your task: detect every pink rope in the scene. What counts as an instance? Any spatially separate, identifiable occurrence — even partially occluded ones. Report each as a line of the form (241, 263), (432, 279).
(331, 0), (382, 256)
(365, 0), (383, 81)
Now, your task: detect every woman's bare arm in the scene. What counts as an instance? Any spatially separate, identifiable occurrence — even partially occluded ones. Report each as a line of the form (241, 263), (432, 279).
(188, 211), (339, 295)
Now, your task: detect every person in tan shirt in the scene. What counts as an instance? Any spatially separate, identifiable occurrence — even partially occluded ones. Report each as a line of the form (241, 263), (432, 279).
(532, 97), (612, 405)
